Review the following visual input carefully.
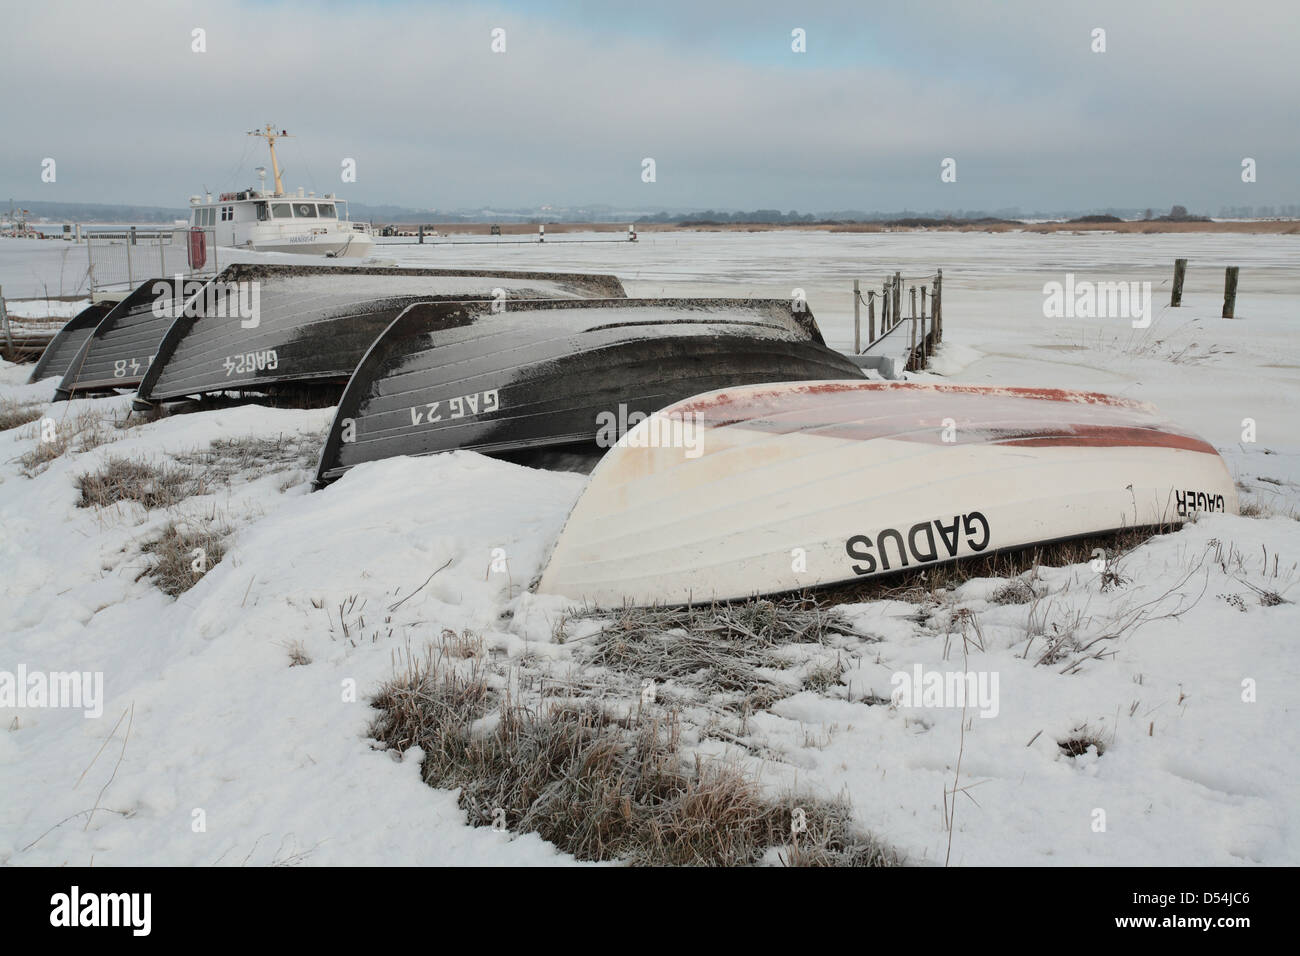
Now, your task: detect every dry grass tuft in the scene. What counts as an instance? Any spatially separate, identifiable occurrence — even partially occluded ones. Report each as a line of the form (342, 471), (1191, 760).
(76, 456), (207, 510)
(440, 628), (484, 659)
(572, 600), (862, 712)
(370, 650), (899, 866)
(172, 433), (323, 483)
(18, 408), (115, 475)
(989, 578), (1037, 605)
(0, 399), (44, 431)
(282, 640), (312, 667)
(139, 519), (230, 596)
(802, 656), (847, 694)
(1057, 724), (1107, 758)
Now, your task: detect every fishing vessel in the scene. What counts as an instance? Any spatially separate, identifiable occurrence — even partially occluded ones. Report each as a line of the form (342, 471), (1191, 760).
(187, 125), (375, 257)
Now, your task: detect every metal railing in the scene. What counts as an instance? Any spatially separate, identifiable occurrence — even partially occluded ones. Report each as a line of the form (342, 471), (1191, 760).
(86, 226), (218, 294)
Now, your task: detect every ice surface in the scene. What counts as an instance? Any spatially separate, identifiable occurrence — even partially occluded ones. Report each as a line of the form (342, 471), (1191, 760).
(1, 229), (1297, 865)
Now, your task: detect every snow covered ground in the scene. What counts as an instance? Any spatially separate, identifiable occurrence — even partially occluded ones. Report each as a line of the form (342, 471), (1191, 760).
(1, 230), (1296, 865)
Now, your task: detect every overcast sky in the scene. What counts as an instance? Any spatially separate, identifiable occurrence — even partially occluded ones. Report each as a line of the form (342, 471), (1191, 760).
(1, 0), (1296, 213)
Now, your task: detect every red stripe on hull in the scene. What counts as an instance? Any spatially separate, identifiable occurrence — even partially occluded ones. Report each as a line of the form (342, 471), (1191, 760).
(666, 382), (1217, 455)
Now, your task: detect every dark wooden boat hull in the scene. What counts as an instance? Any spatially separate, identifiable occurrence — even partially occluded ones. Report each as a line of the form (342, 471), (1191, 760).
(54, 279), (192, 399)
(313, 298), (865, 486)
(27, 302), (114, 385)
(132, 264), (627, 408)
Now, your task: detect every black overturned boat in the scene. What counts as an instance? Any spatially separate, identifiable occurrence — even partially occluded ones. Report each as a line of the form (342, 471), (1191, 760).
(132, 264), (626, 409)
(312, 297), (866, 487)
(28, 302), (115, 385)
(53, 279), (194, 399)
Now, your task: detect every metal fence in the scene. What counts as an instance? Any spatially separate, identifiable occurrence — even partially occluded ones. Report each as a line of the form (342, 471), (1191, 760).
(86, 226), (218, 294)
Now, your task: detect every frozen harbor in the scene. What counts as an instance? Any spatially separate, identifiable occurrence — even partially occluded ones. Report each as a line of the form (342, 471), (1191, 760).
(1, 228), (1297, 866)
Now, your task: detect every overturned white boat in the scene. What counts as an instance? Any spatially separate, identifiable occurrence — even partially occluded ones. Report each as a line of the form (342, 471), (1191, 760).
(536, 381), (1239, 607)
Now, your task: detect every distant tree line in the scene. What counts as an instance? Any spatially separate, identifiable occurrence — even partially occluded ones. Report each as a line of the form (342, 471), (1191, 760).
(8, 200), (187, 222)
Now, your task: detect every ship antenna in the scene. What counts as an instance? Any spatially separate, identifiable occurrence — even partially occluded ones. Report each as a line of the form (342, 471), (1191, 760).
(248, 124), (292, 197)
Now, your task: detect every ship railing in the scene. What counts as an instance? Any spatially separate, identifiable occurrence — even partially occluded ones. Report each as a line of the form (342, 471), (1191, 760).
(86, 226), (219, 297)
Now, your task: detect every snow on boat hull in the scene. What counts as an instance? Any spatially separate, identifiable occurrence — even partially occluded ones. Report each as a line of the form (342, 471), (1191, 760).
(313, 298), (864, 486)
(27, 302), (114, 384)
(132, 264), (627, 408)
(536, 382), (1239, 607)
(54, 279), (192, 399)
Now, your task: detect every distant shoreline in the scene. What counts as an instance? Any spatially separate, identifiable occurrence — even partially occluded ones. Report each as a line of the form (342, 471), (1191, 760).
(385, 220), (1300, 236)
(8, 219), (1298, 240)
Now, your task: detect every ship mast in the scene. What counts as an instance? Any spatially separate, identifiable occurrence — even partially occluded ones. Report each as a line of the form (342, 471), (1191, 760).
(248, 124), (291, 197)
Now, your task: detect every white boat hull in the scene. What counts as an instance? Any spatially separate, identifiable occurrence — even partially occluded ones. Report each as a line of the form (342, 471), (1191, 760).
(536, 382), (1238, 607)
(250, 233), (375, 257)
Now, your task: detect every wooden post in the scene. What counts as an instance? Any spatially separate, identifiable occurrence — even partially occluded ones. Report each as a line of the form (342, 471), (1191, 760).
(921, 287), (928, 362)
(1171, 258), (1187, 307)
(909, 286), (917, 366)
(1222, 267), (1239, 318)
(853, 278), (861, 354)
(868, 290), (876, 343)
(893, 271), (902, 329)
(0, 285), (13, 361)
(934, 269), (943, 343)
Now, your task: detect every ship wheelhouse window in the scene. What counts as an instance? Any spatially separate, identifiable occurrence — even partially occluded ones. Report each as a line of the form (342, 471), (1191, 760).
(316, 203), (336, 219)
(295, 203), (317, 218)
(271, 203), (294, 219)
(255, 202), (268, 221)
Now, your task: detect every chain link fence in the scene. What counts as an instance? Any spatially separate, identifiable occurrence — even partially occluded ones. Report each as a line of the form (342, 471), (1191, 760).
(86, 226), (218, 294)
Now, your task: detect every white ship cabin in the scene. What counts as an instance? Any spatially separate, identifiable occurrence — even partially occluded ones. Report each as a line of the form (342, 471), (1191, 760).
(189, 188), (373, 257)
(188, 126), (375, 257)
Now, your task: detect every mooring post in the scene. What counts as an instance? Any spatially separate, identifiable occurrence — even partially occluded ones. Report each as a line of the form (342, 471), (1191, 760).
(921, 287), (929, 362)
(1222, 266), (1239, 318)
(1171, 258), (1187, 307)
(853, 278), (861, 354)
(539, 223), (545, 243)
(418, 225), (424, 244)
(868, 290), (876, 343)
(893, 271), (902, 329)
(934, 269), (943, 343)
(0, 285), (13, 361)
(909, 286), (917, 365)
